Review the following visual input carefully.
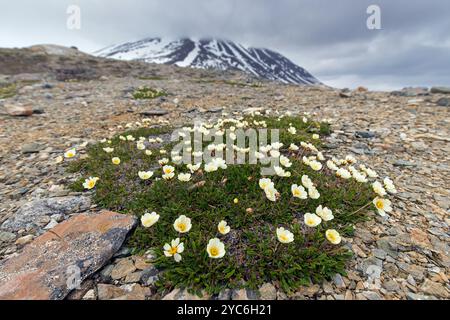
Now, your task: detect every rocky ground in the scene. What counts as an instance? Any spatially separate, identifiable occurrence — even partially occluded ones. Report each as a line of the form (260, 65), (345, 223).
(0, 46), (449, 300)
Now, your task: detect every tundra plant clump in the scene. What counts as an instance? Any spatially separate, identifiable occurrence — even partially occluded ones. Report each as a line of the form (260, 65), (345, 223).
(66, 110), (396, 296)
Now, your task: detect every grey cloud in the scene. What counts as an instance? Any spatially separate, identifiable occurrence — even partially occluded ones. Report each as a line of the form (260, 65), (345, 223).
(0, 0), (449, 89)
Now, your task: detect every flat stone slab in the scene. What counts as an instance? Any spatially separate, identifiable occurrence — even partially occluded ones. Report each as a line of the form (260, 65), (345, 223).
(1, 196), (91, 233)
(0, 210), (136, 300)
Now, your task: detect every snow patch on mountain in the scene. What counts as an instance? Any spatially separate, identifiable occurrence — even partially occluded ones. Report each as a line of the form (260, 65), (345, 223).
(95, 37), (320, 85)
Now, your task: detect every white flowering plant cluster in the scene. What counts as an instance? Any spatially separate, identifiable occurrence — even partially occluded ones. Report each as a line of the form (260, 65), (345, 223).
(67, 110), (395, 295)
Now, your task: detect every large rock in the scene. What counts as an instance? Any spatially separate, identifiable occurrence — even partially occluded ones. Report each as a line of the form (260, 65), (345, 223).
(1, 196), (91, 233)
(430, 86), (450, 94)
(0, 211), (136, 300)
(4, 104), (33, 117)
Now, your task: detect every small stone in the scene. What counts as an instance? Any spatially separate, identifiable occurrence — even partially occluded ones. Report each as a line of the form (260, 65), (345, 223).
(124, 271), (143, 283)
(406, 292), (437, 300)
(82, 289), (96, 300)
(217, 289), (232, 300)
(162, 288), (210, 300)
(332, 273), (346, 289)
(339, 91), (351, 98)
(372, 248), (387, 260)
(44, 219), (58, 230)
(362, 291), (382, 300)
(259, 283), (277, 300)
(97, 284), (127, 300)
(355, 131), (376, 139)
(14, 235), (34, 245)
(99, 264), (114, 281)
(393, 160), (417, 167)
(111, 258), (136, 280)
(383, 280), (400, 292)
(139, 109), (169, 116)
(140, 266), (160, 286)
(420, 279), (449, 298)
(352, 244), (367, 258)
(133, 255), (151, 270)
(0, 231), (16, 243)
(21, 143), (43, 154)
(5, 104), (33, 116)
(436, 97), (449, 106)
(231, 288), (259, 300)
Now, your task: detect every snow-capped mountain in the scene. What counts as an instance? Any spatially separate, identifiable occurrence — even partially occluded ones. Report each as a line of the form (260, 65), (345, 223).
(95, 37), (320, 85)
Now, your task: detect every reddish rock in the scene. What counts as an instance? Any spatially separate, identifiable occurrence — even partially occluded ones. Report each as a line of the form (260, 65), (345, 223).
(0, 211), (136, 300)
(5, 104), (33, 116)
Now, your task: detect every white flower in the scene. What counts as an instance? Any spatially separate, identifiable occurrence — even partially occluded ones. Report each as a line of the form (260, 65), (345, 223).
(384, 177), (397, 194)
(288, 127), (297, 134)
(270, 149), (280, 158)
(102, 147), (114, 153)
(336, 168), (352, 179)
(327, 160), (339, 171)
(301, 175), (313, 189)
(119, 136), (126, 141)
(212, 158), (227, 169)
(138, 171), (153, 180)
(280, 155), (292, 168)
(173, 215), (192, 233)
(345, 155), (357, 164)
(187, 163), (201, 173)
(302, 116), (308, 123)
(218, 220), (231, 235)
(159, 149), (167, 154)
(64, 148), (76, 158)
(302, 156), (311, 166)
(136, 143), (146, 150)
(83, 177), (99, 190)
(312, 134), (319, 140)
(373, 197), (392, 217)
(317, 152), (325, 161)
(172, 155), (182, 163)
(206, 238), (226, 259)
(304, 213), (322, 227)
(353, 171), (368, 183)
(291, 184), (307, 199)
(316, 205), (334, 221)
(310, 160), (323, 171)
(264, 185), (279, 202)
(126, 135), (135, 141)
(204, 162), (218, 172)
(271, 142), (283, 150)
(162, 165), (175, 180)
(259, 178), (274, 190)
(112, 157), (121, 165)
(326, 229), (342, 245)
(308, 187), (320, 199)
(145, 150), (153, 156)
(163, 238), (184, 262)
(276, 227), (294, 243)
(158, 158), (169, 165)
(141, 211), (160, 227)
(274, 166), (291, 177)
(178, 173), (191, 182)
(289, 143), (299, 151)
(372, 181), (387, 196)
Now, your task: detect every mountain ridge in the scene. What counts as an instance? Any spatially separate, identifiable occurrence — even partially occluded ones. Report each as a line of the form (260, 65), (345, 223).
(95, 37), (320, 85)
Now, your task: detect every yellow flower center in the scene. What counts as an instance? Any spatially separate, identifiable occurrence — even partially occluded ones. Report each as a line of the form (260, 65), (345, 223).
(88, 180), (95, 188)
(209, 246), (219, 256)
(164, 169), (172, 174)
(169, 246), (178, 255)
(293, 189), (300, 196)
(376, 200), (384, 209)
(177, 223), (186, 232)
(279, 234), (288, 241)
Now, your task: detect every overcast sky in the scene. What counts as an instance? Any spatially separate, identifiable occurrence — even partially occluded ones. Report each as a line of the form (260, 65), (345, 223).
(1, 0), (449, 90)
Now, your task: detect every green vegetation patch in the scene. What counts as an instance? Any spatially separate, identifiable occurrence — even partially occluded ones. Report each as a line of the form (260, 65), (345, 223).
(132, 86), (168, 99)
(0, 83), (17, 99)
(67, 112), (393, 296)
